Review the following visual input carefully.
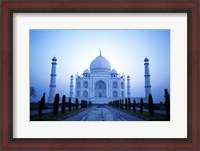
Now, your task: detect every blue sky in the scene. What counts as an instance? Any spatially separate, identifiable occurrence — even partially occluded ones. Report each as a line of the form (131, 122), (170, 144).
(30, 30), (170, 103)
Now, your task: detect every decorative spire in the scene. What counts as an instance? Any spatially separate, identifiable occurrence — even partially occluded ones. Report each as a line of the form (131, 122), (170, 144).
(144, 57), (149, 62)
(52, 56), (57, 61)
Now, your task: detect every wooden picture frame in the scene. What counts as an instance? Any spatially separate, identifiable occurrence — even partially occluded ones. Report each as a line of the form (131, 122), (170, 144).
(1, 0), (199, 150)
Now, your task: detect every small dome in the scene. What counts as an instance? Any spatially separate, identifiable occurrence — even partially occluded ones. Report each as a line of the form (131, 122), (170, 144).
(144, 57), (149, 62)
(52, 56), (57, 61)
(90, 53), (111, 72)
(83, 69), (90, 74)
(111, 69), (118, 74)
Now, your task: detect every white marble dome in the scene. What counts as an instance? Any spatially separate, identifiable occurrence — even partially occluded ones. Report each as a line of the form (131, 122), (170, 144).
(90, 53), (111, 72)
(83, 68), (90, 74)
(111, 69), (117, 74)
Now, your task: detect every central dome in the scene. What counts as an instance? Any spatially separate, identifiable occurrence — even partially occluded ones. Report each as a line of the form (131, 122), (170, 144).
(90, 52), (111, 72)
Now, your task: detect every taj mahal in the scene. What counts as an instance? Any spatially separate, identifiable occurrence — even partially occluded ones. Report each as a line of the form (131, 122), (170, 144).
(48, 51), (151, 104)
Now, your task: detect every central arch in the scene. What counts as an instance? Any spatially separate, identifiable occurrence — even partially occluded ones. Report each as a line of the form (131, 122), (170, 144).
(95, 80), (106, 98)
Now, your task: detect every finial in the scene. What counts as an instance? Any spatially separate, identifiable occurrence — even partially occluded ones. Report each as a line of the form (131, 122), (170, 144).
(144, 57), (149, 62)
(100, 49), (101, 56)
(52, 56), (57, 61)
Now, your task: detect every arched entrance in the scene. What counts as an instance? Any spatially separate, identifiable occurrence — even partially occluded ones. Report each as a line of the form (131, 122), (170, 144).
(95, 80), (106, 98)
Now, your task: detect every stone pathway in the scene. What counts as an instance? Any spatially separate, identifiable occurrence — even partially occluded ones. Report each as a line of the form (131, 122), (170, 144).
(64, 105), (143, 121)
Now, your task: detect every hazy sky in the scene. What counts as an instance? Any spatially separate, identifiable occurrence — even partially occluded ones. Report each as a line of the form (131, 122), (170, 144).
(30, 30), (170, 103)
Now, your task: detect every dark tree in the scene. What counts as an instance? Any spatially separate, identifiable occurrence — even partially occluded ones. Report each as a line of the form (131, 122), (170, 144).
(41, 92), (45, 108)
(81, 100), (88, 108)
(75, 98), (79, 110)
(140, 98), (143, 113)
(148, 94), (154, 116)
(30, 86), (36, 101)
(133, 99), (136, 112)
(53, 93), (59, 116)
(117, 100), (120, 108)
(122, 99), (124, 109)
(119, 99), (122, 109)
(113, 101), (115, 107)
(38, 93), (45, 119)
(128, 98), (131, 110)
(38, 101), (42, 120)
(125, 98), (128, 110)
(68, 97), (72, 112)
(88, 101), (92, 106)
(61, 95), (66, 114)
(164, 89), (170, 120)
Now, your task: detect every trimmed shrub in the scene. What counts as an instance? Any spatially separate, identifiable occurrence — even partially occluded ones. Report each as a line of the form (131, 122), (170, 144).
(125, 98), (128, 110)
(53, 93), (59, 116)
(81, 100), (88, 108)
(133, 99), (136, 112)
(164, 89), (170, 120)
(128, 98), (131, 110)
(68, 97), (72, 112)
(148, 94), (154, 116)
(88, 101), (92, 106)
(140, 98), (143, 113)
(38, 93), (45, 119)
(75, 98), (79, 110)
(61, 95), (66, 114)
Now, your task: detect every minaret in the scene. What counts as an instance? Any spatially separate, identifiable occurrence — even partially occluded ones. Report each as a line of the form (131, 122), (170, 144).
(48, 57), (57, 103)
(127, 75), (130, 98)
(69, 75), (73, 98)
(144, 57), (151, 100)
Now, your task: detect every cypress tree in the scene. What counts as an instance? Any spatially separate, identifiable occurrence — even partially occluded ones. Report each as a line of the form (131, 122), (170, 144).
(68, 97), (72, 112)
(140, 98), (143, 113)
(75, 98), (79, 110)
(81, 100), (87, 108)
(88, 101), (92, 106)
(122, 99), (124, 109)
(133, 99), (136, 112)
(148, 94), (154, 116)
(53, 93), (59, 116)
(38, 101), (42, 120)
(38, 93), (45, 119)
(164, 89), (170, 120)
(125, 98), (128, 110)
(128, 98), (131, 110)
(61, 95), (66, 114)
(40, 92), (45, 108)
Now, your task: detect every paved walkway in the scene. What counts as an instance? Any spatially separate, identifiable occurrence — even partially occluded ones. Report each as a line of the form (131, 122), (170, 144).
(65, 105), (143, 121)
